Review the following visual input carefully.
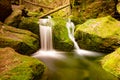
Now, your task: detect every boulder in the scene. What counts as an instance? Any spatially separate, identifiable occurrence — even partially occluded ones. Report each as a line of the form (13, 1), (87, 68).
(101, 47), (120, 78)
(0, 0), (12, 22)
(75, 16), (120, 53)
(0, 47), (46, 80)
(52, 18), (74, 51)
(0, 23), (39, 55)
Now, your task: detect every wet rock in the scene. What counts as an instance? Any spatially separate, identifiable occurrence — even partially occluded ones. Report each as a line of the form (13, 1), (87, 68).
(0, 23), (39, 55)
(52, 18), (74, 51)
(101, 47), (120, 78)
(0, 47), (46, 80)
(75, 16), (120, 53)
(0, 0), (12, 22)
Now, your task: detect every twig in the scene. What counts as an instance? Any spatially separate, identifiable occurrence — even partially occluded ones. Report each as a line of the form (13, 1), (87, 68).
(39, 3), (70, 18)
(24, 0), (53, 9)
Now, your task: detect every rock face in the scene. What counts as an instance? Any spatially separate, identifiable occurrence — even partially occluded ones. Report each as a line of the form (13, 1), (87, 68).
(0, 23), (39, 55)
(0, 47), (45, 80)
(75, 16), (120, 53)
(0, 0), (12, 22)
(70, 0), (116, 24)
(101, 48), (120, 78)
(52, 18), (74, 51)
(4, 6), (23, 27)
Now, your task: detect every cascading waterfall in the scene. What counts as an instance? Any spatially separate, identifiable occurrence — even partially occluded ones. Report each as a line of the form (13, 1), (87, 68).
(31, 17), (110, 80)
(66, 19), (80, 50)
(32, 16), (64, 59)
(39, 19), (53, 51)
(66, 19), (102, 56)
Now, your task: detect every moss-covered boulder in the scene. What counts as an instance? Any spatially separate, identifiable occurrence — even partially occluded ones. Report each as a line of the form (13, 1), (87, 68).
(18, 17), (39, 35)
(75, 16), (120, 53)
(52, 18), (74, 51)
(101, 47), (120, 78)
(0, 47), (46, 80)
(0, 23), (39, 55)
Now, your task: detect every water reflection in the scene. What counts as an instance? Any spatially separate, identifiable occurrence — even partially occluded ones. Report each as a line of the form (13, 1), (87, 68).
(35, 52), (118, 80)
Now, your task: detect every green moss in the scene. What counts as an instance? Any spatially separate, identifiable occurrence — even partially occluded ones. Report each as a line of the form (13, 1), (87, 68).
(16, 34), (39, 55)
(75, 16), (120, 53)
(117, 3), (120, 14)
(0, 47), (45, 80)
(51, 7), (69, 18)
(0, 25), (39, 55)
(28, 11), (42, 17)
(101, 48), (120, 78)
(70, 15), (84, 25)
(52, 18), (74, 51)
(18, 17), (39, 35)
(76, 16), (120, 38)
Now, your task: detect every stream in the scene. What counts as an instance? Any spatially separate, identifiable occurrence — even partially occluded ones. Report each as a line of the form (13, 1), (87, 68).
(33, 17), (118, 80)
(34, 51), (118, 80)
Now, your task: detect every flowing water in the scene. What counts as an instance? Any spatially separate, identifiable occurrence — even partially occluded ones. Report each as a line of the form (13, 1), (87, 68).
(66, 19), (80, 50)
(66, 19), (102, 56)
(32, 17), (65, 70)
(32, 17), (118, 80)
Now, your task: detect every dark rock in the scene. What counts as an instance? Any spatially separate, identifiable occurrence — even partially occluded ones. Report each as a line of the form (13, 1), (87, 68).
(0, 0), (12, 22)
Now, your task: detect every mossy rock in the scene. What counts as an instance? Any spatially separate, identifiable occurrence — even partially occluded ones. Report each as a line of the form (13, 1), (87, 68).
(75, 16), (120, 53)
(0, 47), (46, 80)
(0, 24), (39, 55)
(71, 0), (115, 24)
(52, 18), (74, 51)
(101, 47), (120, 78)
(18, 17), (39, 35)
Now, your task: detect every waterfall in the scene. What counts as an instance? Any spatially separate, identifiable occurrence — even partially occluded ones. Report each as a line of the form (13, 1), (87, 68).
(32, 17), (64, 59)
(66, 19), (102, 56)
(66, 19), (80, 50)
(39, 19), (53, 51)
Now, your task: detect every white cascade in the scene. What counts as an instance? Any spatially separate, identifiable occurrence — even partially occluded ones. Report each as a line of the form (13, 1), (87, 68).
(39, 19), (53, 51)
(66, 19), (102, 56)
(66, 19), (80, 50)
(32, 16), (64, 59)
